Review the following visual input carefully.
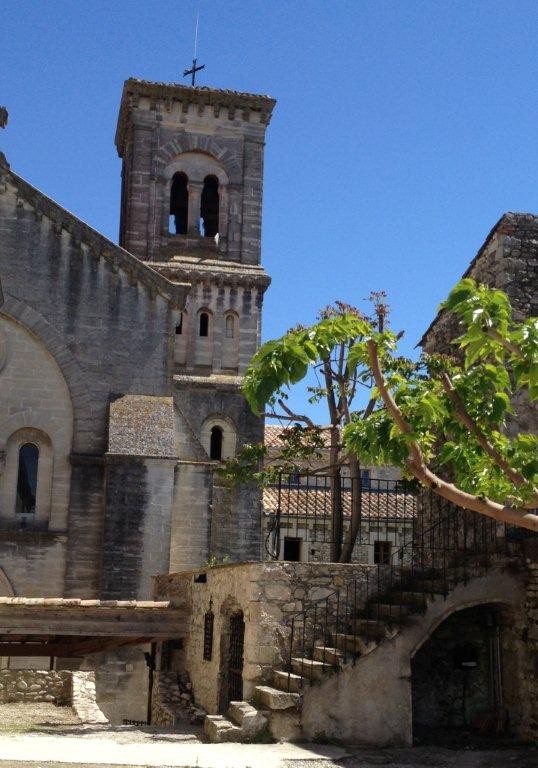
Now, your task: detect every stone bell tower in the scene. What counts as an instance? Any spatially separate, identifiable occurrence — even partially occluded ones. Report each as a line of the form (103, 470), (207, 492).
(115, 79), (276, 568)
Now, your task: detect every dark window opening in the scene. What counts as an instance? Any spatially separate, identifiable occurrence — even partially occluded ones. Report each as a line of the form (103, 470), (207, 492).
(170, 172), (189, 235)
(374, 540), (391, 564)
(199, 312), (209, 337)
(176, 313), (184, 335)
(200, 175), (219, 237)
(360, 469), (371, 490)
(16, 443), (39, 515)
(283, 537), (302, 562)
(210, 426), (223, 460)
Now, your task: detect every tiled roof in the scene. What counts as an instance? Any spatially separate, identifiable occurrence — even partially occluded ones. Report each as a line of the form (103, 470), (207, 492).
(108, 395), (177, 459)
(0, 597), (170, 609)
(264, 424), (333, 450)
(263, 485), (416, 520)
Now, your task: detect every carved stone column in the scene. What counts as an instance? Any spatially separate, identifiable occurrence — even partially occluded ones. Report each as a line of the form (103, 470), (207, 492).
(188, 182), (204, 236)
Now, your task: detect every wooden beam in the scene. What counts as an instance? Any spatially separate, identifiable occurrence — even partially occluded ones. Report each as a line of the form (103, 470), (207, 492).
(0, 635), (150, 657)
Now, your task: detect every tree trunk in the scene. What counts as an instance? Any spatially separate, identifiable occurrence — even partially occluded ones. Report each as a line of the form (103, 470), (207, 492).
(329, 426), (343, 561)
(339, 454), (361, 563)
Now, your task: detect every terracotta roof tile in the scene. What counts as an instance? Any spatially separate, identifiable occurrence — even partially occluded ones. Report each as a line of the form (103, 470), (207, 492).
(263, 485), (416, 520)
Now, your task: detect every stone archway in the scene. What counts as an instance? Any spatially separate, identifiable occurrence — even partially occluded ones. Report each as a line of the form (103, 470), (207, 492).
(411, 603), (508, 745)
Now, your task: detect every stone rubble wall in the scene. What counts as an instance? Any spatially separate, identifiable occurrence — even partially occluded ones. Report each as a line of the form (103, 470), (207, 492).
(521, 558), (538, 739)
(0, 669), (108, 724)
(0, 669), (71, 703)
(150, 670), (205, 727)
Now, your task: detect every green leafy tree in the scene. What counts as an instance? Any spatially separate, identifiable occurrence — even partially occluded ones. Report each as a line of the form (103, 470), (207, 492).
(226, 295), (389, 562)
(242, 280), (537, 536)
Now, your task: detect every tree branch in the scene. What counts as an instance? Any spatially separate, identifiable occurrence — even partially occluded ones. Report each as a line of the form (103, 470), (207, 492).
(440, 372), (533, 491)
(485, 327), (524, 358)
(365, 340), (538, 532)
(275, 399), (316, 428)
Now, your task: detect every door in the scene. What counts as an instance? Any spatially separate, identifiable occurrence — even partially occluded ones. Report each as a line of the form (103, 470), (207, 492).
(227, 611), (245, 704)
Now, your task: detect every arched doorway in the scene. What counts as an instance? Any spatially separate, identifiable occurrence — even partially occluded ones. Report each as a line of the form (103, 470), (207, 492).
(411, 604), (508, 746)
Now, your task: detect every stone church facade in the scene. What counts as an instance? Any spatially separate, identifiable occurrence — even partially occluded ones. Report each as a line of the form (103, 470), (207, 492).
(0, 80), (275, 718)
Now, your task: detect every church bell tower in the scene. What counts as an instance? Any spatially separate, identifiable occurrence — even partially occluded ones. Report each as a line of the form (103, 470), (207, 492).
(115, 79), (276, 568)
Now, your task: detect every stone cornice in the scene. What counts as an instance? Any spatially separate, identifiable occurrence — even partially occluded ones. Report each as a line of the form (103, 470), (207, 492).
(0, 166), (191, 310)
(115, 78), (277, 155)
(149, 258), (271, 292)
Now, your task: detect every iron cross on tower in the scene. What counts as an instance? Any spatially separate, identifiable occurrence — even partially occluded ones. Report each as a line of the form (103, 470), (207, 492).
(183, 12), (205, 86)
(183, 58), (205, 86)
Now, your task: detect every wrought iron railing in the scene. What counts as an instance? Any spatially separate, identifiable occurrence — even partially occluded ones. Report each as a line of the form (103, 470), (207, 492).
(282, 492), (535, 691)
(264, 472), (417, 562)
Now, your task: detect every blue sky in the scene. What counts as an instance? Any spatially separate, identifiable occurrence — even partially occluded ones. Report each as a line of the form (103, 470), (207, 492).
(2, 1), (538, 416)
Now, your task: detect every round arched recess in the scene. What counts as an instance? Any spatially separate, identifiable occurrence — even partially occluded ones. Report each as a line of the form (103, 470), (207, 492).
(201, 416), (237, 461)
(410, 602), (514, 745)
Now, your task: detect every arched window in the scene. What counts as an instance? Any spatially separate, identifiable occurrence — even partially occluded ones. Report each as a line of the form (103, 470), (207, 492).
(199, 312), (210, 337)
(170, 172), (189, 235)
(200, 175), (219, 238)
(16, 443), (39, 515)
(210, 426), (223, 460)
(225, 314), (235, 339)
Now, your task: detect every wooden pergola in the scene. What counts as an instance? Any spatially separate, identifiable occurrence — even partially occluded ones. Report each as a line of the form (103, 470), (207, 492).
(0, 597), (186, 657)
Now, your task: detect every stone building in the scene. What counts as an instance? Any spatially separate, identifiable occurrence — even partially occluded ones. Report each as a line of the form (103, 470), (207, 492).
(0, 80), (275, 719)
(261, 425), (415, 564)
(152, 216), (537, 746)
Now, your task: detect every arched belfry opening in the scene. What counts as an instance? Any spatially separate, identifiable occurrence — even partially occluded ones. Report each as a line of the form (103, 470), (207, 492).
(210, 426), (223, 461)
(170, 172), (189, 235)
(201, 175), (219, 237)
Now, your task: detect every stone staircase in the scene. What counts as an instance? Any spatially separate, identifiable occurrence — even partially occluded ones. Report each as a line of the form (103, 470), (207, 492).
(252, 562), (491, 737)
(204, 700), (268, 743)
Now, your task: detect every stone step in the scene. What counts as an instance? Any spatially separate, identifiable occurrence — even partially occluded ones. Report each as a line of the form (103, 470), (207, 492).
(255, 685), (301, 710)
(390, 591), (429, 607)
(366, 603), (409, 619)
(228, 701), (268, 738)
(291, 657), (334, 681)
(411, 578), (449, 594)
(331, 631), (373, 655)
(349, 618), (390, 639)
(273, 669), (304, 693)
(204, 714), (243, 743)
(313, 645), (343, 665)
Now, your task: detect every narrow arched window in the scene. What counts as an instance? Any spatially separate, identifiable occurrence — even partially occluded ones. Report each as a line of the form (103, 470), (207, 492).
(176, 312), (185, 335)
(199, 312), (209, 337)
(170, 172), (189, 235)
(210, 426), (223, 460)
(201, 175), (219, 238)
(225, 314), (235, 339)
(16, 443), (39, 515)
